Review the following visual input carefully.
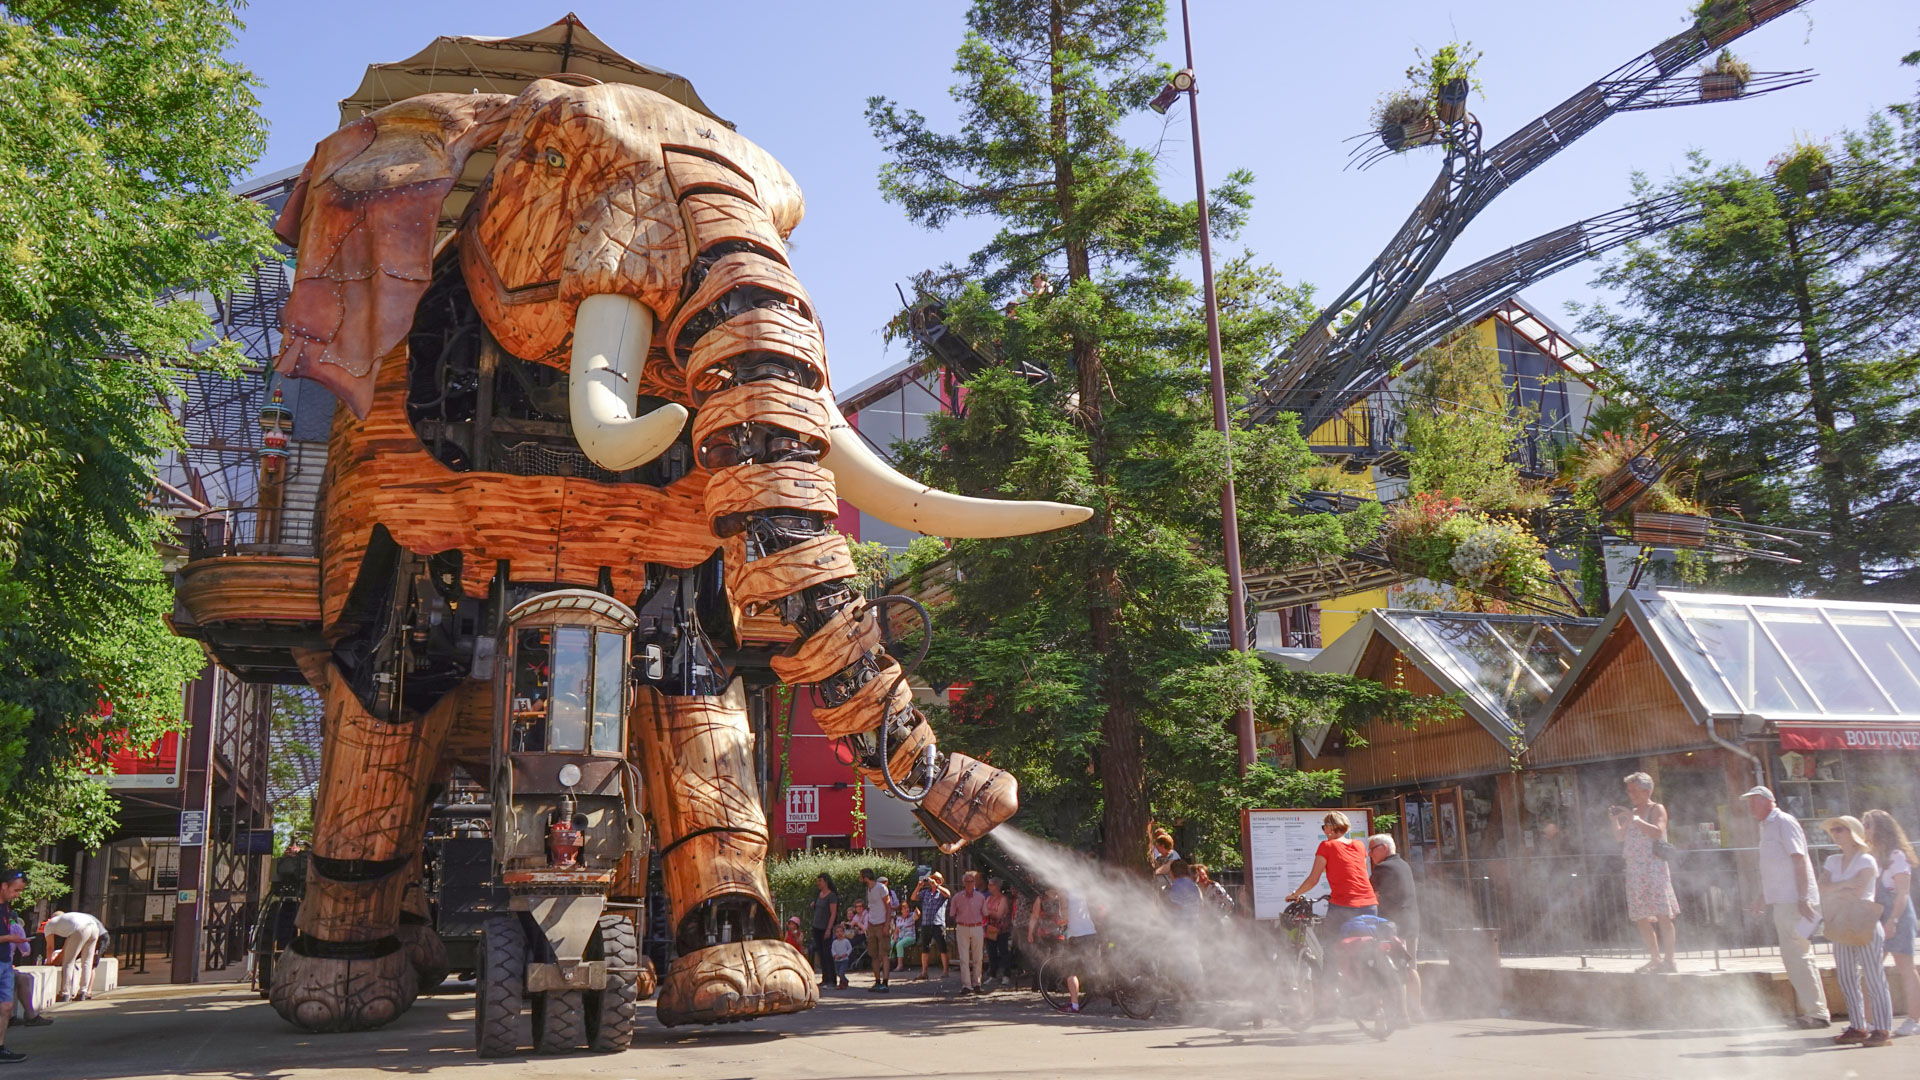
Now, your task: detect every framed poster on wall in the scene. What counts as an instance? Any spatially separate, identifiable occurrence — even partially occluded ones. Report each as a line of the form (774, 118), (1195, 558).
(1435, 788), (1464, 860)
(1243, 807), (1373, 921)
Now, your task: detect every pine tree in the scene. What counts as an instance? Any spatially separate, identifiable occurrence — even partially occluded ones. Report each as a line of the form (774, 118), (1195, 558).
(1579, 123), (1920, 598)
(868, 0), (1413, 866)
(0, 1), (276, 889)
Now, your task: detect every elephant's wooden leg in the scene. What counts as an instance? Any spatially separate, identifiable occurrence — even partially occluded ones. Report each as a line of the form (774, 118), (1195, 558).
(270, 652), (457, 1032)
(629, 683), (815, 1025)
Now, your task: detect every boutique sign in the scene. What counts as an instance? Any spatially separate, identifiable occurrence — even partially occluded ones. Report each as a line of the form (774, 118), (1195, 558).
(1778, 725), (1920, 751)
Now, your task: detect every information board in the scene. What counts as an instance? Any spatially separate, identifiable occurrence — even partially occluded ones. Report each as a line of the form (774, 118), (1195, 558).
(1244, 807), (1372, 921)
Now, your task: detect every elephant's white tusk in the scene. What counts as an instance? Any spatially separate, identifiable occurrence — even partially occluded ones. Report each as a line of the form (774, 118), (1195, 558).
(820, 399), (1093, 538)
(569, 294), (688, 472)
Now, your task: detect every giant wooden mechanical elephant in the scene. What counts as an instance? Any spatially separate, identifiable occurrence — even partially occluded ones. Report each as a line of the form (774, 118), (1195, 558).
(266, 80), (1089, 1037)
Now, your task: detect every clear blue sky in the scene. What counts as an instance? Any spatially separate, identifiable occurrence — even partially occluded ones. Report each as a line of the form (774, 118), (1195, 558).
(229, 1), (1917, 388)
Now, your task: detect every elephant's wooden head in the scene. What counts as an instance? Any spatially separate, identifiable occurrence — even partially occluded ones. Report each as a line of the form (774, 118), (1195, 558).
(275, 79), (1090, 539)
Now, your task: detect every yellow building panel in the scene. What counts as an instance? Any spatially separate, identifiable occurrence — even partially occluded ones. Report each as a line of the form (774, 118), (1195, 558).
(1473, 316), (1499, 355)
(1319, 587), (1389, 644)
(1304, 396), (1374, 448)
(1303, 465), (1374, 499)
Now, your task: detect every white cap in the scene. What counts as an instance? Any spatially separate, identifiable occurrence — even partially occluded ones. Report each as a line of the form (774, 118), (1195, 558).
(1741, 785), (1775, 801)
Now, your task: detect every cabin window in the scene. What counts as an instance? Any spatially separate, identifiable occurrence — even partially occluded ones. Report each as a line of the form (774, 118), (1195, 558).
(548, 627), (591, 752)
(510, 624), (627, 756)
(592, 629), (626, 753)
(511, 628), (552, 752)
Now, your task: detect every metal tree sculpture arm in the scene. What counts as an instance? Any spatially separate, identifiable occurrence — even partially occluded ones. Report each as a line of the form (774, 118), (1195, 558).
(1337, 190), (1700, 381)
(1254, 0), (1815, 434)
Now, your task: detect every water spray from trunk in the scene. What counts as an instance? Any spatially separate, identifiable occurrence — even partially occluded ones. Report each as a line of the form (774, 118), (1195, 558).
(992, 825), (1297, 1024)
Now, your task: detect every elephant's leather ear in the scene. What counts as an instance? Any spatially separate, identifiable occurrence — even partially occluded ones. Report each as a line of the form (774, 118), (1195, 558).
(274, 93), (514, 418)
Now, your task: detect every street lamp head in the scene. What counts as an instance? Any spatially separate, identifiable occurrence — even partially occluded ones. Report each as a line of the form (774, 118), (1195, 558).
(1149, 69), (1194, 115)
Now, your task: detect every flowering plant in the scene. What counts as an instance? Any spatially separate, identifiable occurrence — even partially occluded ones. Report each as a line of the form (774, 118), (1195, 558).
(1383, 492), (1552, 599)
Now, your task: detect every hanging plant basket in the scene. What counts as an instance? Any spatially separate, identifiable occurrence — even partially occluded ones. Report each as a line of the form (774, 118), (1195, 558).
(1436, 77), (1471, 124)
(1594, 455), (1665, 513)
(1748, 0), (1795, 20)
(1379, 118), (1438, 152)
(1698, 72), (1743, 101)
(1804, 162), (1833, 192)
(1696, 1), (1755, 47)
(1632, 512), (1711, 549)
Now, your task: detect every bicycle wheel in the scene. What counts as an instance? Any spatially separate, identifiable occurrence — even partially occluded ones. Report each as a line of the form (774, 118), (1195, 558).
(1281, 952), (1319, 1033)
(1038, 956), (1077, 1014)
(1114, 971), (1161, 1020)
(1349, 954), (1398, 1041)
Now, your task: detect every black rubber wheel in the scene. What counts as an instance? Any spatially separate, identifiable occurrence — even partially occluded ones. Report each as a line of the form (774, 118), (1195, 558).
(1282, 954), (1319, 1033)
(1037, 956), (1077, 1014)
(585, 915), (639, 1052)
(536, 989), (585, 1054)
(476, 916), (532, 1057)
(1350, 954), (1398, 1041)
(1114, 971), (1161, 1020)
(256, 949), (274, 1000)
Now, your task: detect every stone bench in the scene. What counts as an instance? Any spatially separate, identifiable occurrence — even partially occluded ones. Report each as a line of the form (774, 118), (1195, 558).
(12, 967), (58, 1017)
(12, 956), (118, 1009)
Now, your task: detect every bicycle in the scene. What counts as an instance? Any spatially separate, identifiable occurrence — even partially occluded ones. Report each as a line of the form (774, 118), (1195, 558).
(1273, 898), (1324, 1032)
(1037, 938), (1162, 1020)
(1322, 901), (1410, 1040)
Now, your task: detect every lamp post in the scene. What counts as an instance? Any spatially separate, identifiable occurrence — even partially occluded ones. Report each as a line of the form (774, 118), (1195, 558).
(1153, 0), (1257, 780)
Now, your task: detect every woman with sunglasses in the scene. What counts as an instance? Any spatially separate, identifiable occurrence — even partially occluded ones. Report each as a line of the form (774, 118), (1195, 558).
(1822, 815), (1894, 1047)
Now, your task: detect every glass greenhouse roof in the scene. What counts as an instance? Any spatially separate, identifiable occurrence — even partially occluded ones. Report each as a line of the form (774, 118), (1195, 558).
(1636, 591), (1920, 721)
(1376, 612), (1603, 737)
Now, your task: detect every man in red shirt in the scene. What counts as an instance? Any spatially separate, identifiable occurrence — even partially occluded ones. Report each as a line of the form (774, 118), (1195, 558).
(1285, 810), (1379, 928)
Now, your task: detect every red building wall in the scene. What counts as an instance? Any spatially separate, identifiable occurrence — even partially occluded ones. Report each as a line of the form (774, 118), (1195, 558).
(768, 692), (866, 848)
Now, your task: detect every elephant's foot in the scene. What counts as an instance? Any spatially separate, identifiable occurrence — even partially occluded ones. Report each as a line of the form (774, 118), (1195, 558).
(269, 942), (419, 1032)
(634, 953), (660, 1001)
(654, 939), (817, 1026)
(398, 921), (450, 992)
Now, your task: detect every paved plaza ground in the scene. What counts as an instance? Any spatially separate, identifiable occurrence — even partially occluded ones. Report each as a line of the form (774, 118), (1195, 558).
(7, 977), (1914, 1080)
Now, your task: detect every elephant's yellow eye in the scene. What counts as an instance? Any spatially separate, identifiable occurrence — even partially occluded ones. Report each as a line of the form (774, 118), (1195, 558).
(544, 148), (566, 169)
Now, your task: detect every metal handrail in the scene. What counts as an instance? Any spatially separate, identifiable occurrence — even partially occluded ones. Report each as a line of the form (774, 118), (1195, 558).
(177, 506), (318, 560)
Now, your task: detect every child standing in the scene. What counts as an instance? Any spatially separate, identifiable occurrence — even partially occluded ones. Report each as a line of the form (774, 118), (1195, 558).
(830, 925), (853, 989)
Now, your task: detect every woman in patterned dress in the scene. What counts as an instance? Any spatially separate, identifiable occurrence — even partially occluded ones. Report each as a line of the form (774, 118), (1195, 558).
(1610, 771), (1679, 973)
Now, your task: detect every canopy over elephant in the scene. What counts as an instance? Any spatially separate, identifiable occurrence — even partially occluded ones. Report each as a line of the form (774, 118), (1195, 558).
(261, 26), (1088, 1043)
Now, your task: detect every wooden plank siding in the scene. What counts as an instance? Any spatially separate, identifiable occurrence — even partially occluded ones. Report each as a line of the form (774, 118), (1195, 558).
(1301, 637), (1516, 792)
(1523, 623), (1717, 769)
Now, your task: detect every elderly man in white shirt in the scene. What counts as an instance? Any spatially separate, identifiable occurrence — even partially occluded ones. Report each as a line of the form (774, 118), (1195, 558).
(1745, 786), (1829, 1028)
(42, 910), (107, 1002)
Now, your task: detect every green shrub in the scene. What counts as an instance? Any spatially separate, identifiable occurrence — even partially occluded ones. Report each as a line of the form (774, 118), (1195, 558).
(766, 849), (921, 916)
(893, 535), (951, 579)
(1407, 41), (1483, 103)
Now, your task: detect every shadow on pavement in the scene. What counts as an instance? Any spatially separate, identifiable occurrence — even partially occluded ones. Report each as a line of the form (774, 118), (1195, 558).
(1677, 1035), (1859, 1060)
(4, 981), (1139, 1079)
(1455, 1025), (1600, 1038)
